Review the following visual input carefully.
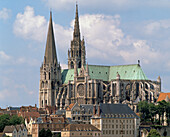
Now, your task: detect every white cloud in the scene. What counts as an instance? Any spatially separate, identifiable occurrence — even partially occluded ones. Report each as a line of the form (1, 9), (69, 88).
(61, 64), (68, 69)
(13, 6), (47, 42)
(119, 40), (160, 64)
(43, 0), (170, 11)
(0, 89), (11, 100)
(0, 8), (11, 20)
(13, 6), (161, 66)
(0, 51), (11, 65)
(0, 51), (11, 60)
(144, 19), (170, 36)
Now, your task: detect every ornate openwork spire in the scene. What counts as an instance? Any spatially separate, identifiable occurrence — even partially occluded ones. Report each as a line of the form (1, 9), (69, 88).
(44, 11), (58, 65)
(73, 3), (80, 40)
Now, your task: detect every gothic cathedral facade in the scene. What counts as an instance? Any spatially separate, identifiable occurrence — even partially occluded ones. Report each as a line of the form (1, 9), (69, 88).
(39, 5), (161, 112)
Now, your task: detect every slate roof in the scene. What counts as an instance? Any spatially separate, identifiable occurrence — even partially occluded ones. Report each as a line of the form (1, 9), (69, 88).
(80, 104), (94, 113)
(3, 125), (15, 133)
(157, 93), (170, 102)
(61, 64), (148, 84)
(55, 109), (66, 115)
(7, 107), (20, 111)
(63, 124), (100, 131)
(98, 104), (139, 118)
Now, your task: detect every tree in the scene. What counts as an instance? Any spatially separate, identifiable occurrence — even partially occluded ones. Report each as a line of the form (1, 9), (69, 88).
(149, 103), (157, 124)
(0, 114), (10, 132)
(39, 128), (52, 137)
(9, 115), (24, 125)
(39, 128), (46, 137)
(138, 101), (150, 122)
(0, 114), (23, 132)
(163, 129), (167, 137)
(157, 100), (167, 125)
(147, 129), (161, 137)
(46, 129), (52, 137)
(56, 133), (61, 137)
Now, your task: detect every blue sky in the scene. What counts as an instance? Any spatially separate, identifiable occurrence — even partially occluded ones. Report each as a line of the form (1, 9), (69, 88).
(1, 0), (170, 108)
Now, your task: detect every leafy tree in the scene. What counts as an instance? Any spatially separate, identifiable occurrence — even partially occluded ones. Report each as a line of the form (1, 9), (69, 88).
(9, 115), (24, 125)
(39, 128), (46, 137)
(147, 129), (161, 137)
(39, 128), (52, 137)
(56, 133), (61, 137)
(0, 114), (23, 132)
(149, 103), (157, 124)
(163, 129), (167, 137)
(157, 100), (167, 125)
(46, 129), (52, 137)
(0, 114), (10, 132)
(138, 101), (150, 122)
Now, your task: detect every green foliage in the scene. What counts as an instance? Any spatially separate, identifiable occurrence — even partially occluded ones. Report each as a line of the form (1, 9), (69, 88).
(9, 115), (24, 125)
(39, 128), (52, 137)
(0, 114), (23, 132)
(138, 100), (170, 125)
(138, 101), (150, 122)
(0, 114), (10, 132)
(163, 129), (167, 137)
(39, 128), (46, 137)
(147, 129), (161, 137)
(151, 125), (162, 129)
(46, 129), (52, 137)
(56, 133), (61, 137)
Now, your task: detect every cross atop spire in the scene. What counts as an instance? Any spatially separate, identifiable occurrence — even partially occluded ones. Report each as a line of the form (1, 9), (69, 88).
(44, 11), (58, 65)
(73, 3), (80, 40)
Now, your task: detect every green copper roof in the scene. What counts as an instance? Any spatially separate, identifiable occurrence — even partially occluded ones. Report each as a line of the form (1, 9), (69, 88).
(61, 64), (148, 84)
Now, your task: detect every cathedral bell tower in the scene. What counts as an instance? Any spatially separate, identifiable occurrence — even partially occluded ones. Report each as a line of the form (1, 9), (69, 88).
(39, 12), (61, 108)
(68, 4), (86, 69)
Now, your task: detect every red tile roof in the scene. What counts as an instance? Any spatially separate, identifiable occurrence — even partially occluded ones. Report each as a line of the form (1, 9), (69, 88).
(157, 93), (170, 102)
(66, 103), (75, 111)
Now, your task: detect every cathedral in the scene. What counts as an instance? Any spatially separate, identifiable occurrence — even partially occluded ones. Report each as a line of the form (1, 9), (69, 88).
(39, 5), (161, 112)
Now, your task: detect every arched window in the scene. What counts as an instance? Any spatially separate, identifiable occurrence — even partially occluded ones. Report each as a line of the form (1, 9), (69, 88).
(78, 61), (81, 68)
(71, 61), (74, 69)
(42, 100), (43, 107)
(41, 82), (44, 88)
(44, 72), (46, 80)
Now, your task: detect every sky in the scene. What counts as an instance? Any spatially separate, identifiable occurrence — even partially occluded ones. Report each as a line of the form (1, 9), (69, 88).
(1, 0), (170, 108)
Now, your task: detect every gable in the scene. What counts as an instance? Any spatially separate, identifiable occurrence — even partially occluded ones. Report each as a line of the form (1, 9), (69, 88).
(157, 93), (170, 102)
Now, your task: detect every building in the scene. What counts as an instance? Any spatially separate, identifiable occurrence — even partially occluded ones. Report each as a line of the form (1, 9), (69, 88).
(32, 116), (69, 137)
(3, 124), (27, 137)
(91, 104), (140, 137)
(39, 4), (161, 112)
(157, 92), (170, 102)
(61, 124), (101, 137)
(66, 103), (93, 124)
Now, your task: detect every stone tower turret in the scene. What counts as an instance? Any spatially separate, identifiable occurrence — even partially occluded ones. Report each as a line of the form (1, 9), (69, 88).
(68, 4), (86, 69)
(39, 12), (61, 108)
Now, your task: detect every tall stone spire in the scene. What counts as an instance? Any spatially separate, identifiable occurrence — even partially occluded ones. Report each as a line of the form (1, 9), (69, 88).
(39, 12), (61, 109)
(44, 11), (58, 65)
(73, 3), (80, 40)
(68, 4), (86, 69)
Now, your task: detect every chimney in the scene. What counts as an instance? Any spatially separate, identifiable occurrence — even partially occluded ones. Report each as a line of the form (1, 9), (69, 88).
(98, 105), (100, 117)
(93, 105), (96, 115)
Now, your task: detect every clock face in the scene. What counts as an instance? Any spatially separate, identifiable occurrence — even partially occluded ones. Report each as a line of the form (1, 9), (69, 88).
(77, 84), (84, 96)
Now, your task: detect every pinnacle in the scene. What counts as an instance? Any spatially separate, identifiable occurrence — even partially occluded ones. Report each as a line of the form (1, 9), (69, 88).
(73, 3), (80, 39)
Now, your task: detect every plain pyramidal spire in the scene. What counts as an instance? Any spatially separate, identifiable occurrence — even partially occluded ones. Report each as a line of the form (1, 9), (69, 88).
(44, 11), (58, 65)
